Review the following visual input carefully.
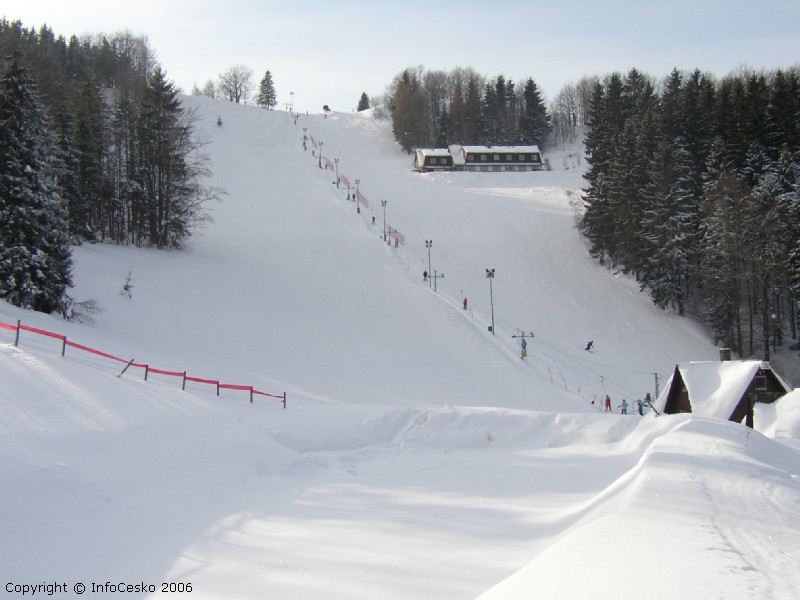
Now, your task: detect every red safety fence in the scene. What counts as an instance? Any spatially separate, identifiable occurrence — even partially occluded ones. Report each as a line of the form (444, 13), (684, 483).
(1, 319), (286, 408)
(303, 133), (369, 211)
(387, 226), (405, 246)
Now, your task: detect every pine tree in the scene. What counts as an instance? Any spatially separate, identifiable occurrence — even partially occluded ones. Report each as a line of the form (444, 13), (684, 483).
(641, 141), (697, 315)
(52, 103), (86, 241)
(390, 69), (428, 153)
(137, 66), (211, 248)
(73, 79), (111, 241)
(582, 74), (625, 265)
(0, 55), (73, 313)
(520, 78), (550, 145)
(357, 92), (370, 111)
(256, 70), (277, 110)
(680, 69), (716, 203)
(699, 170), (750, 352)
(765, 69), (800, 155)
(435, 107), (451, 147)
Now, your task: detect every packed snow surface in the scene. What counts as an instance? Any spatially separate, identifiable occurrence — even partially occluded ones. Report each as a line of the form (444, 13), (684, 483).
(2, 98), (799, 599)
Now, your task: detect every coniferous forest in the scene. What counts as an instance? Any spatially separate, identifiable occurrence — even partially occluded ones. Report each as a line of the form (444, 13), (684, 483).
(386, 66), (552, 152)
(0, 19), (218, 316)
(581, 67), (800, 360)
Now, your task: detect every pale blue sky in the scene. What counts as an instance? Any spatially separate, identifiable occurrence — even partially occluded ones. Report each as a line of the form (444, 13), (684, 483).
(4, 1), (799, 112)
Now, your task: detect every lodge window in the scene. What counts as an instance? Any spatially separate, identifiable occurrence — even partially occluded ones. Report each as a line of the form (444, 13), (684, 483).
(754, 375), (767, 391)
(480, 154), (487, 161)
(506, 154), (513, 161)
(493, 154), (500, 161)
(519, 154), (526, 161)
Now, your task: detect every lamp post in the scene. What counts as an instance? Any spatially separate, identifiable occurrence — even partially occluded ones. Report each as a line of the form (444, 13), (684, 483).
(290, 91), (294, 113)
(302, 127), (307, 151)
(354, 179), (361, 213)
(425, 240), (433, 288)
(381, 200), (387, 241)
(486, 268), (495, 334)
(319, 141), (323, 169)
(334, 158), (340, 188)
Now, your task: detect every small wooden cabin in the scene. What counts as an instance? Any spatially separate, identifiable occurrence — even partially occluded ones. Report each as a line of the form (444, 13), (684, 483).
(660, 349), (791, 428)
(413, 148), (454, 172)
(460, 145), (544, 172)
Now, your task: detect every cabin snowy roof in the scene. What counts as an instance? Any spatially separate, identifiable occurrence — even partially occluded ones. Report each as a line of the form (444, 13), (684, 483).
(460, 145), (541, 154)
(416, 148), (452, 157)
(656, 360), (791, 420)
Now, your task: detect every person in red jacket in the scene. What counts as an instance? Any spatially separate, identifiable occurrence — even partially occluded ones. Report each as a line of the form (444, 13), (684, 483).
(463, 297), (468, 310)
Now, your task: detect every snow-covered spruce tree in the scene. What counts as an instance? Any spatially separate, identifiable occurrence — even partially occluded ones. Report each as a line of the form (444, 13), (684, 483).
(581, 74), (625, 266)
(699, 168), (750, 354)
(640, 140), (697, 316)
(0, 54), (73, 314)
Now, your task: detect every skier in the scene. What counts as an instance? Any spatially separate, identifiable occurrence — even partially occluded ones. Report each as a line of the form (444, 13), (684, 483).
(637, 400), (644, 416)
(620, 399), (628, 414)
(423, 270), (428, 282)
(463, 297), (468, 310)
(372, 216), (376, 225)
(521, 337), (528, 359)
(585, 340), (594, 351)
(604, 395), (612, 412)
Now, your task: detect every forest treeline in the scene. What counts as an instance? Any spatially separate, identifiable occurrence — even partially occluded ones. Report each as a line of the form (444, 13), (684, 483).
(0, 19), (218, 315)
(385, 66), (556, 153)
(581, 66), (800, 360)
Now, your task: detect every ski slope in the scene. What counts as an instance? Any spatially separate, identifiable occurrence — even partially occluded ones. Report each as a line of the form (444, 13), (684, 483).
(2, 98), (800, 599)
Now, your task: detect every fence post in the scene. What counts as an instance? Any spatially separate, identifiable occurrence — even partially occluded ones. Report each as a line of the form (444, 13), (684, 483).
(216, 382), (220, 397)
(144, 365), (149, 381)
(249, 387), (253, 404)
(61, 336), (67, 357)
(182, 371), (187, 391)
(283, 392), (287, 409)
(14, 320), (20, 347)
(117, 359), (136, 378)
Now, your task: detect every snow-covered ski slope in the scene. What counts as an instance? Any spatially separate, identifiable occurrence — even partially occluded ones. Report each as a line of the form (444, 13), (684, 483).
(79, 96), (722, 410)
(2, 98), (799, 599)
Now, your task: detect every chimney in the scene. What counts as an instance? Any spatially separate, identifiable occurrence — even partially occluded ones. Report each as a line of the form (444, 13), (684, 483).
(719, 348), (731, 361)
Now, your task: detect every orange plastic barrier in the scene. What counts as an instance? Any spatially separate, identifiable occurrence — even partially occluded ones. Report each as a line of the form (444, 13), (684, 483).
(2, 319), (286, 408)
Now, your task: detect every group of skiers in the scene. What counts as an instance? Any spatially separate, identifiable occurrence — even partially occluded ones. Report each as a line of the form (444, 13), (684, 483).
(600, 394), (647, 415)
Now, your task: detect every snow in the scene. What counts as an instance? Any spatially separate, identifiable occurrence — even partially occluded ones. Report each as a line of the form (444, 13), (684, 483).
(2, 97), (800, 599)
